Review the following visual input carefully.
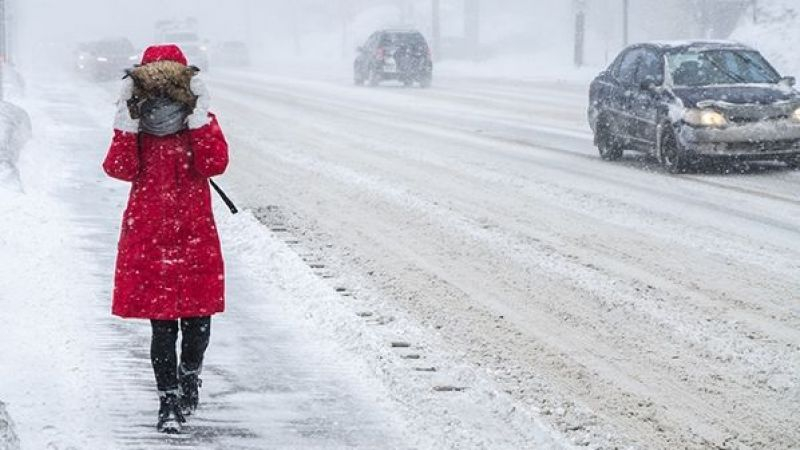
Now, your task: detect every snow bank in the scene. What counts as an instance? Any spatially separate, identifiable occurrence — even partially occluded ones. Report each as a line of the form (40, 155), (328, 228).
(0, 102), (32, 188)
(0, 100), (34, 450)
(731, 1), (800, 77)
(0, 403), (19, 450)
(0, 157), (88, 449)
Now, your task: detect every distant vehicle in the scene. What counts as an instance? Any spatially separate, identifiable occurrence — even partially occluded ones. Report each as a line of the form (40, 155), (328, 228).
(354, 30), (433, 88)
(179, 42), (210, 72)
(589, 41), (800, 173)
(213, 41), (250, 67)
(75, 38), (139, 81)
(155, 19), (210, 71)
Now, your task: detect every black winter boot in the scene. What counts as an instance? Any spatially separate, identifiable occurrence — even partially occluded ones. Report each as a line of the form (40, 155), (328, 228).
(179, 366), (203, 416)
(157, 392), (186, 434)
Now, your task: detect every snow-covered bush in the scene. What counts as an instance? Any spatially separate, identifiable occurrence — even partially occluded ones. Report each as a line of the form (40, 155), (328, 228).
(0, 102), (32, 188)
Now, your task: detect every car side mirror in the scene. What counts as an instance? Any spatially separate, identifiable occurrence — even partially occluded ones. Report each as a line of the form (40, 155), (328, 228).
(780, 76), (796, 87)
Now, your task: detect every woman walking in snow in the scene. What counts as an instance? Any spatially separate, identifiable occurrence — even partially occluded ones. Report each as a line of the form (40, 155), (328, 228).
(103, 44), (229, 434)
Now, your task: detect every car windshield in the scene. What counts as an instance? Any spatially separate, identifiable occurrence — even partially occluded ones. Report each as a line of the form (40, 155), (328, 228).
(381, 32), (427, 48)
(182, 44), (203, 54)
(92, 39), (134, 56)
(667, 49), (781, 86)
(165, 32), (198, 43)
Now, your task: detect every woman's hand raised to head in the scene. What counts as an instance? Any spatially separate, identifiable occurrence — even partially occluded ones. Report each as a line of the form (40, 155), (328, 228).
(114, 77), (140, 134)
(187, 77), (212, 130)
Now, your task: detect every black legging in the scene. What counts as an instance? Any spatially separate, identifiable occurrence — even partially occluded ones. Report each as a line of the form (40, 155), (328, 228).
(150, 317), (211, 392)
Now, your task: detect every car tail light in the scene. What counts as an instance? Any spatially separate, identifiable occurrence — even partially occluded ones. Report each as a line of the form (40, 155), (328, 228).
(375, 47), (385, 60)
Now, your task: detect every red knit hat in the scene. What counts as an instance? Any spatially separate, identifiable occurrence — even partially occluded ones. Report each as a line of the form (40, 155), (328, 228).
(140, 44), (188, 66)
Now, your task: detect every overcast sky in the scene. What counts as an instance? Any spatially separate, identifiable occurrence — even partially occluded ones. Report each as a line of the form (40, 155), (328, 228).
(12, 0), (749, 69)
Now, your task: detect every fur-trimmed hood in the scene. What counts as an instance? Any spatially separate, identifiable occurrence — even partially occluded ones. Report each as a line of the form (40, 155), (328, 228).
(126, 61), (199, 118)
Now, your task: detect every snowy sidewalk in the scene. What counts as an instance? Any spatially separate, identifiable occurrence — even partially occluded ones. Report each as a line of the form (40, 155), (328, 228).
(0, 77), (409, 449)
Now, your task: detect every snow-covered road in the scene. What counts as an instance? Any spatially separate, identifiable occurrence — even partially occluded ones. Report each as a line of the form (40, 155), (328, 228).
(1, 67), (798, 449)
(207, 69), (800, 449)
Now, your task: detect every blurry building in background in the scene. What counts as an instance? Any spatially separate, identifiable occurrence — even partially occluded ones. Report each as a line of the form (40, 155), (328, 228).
(580, 0), (751, 66)
(12, 0), (759, 71)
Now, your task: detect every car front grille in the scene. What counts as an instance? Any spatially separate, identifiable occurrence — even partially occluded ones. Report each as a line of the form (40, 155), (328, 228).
(726, 139), (800, 153)
(727, 115), (789, 124)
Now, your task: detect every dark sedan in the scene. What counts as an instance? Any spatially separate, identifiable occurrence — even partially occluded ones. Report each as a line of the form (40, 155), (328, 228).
(75, 38), (139, 81)
(588, 41), (800, 173)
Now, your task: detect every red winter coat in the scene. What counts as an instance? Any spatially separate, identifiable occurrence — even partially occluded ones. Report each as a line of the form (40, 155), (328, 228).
(103, 45), (229, 320)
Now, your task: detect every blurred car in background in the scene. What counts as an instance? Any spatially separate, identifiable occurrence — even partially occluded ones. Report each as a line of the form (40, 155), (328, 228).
(213, 41), (250, 67)
(155, 19), (210, 71)
(355, 29), (433, 88)
(588, 40), (800, 172)
(179, 42), (210, 72)
(75, 38), (138, 81)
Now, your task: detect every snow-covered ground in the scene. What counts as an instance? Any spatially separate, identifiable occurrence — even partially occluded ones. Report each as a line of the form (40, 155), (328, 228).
(0, 75), (419, 450)
(2, 55), (800, 448)
(0, 73), (573, 449)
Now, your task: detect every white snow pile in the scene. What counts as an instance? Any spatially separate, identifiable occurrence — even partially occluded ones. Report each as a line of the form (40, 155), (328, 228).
(0, 100), (33, 450)
(731, 1), (800, 77)
(0, 102), (31, 188)
(0, 402), (19, 450)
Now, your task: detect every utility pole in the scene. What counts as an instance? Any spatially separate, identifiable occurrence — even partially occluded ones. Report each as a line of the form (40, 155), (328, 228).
(752, 0), (758, 24)
(400, 0), (413, 25)
(574, 0), (586, 67)
(432, 0), (441, 61)
(699, 0), (713, 38)
(464, 0), (479, 60)
(291, 1), (301, 56)
(0, 0), (6, 101)
(340, 0), (349, 60)
(622, 0), (629, 47)
(244, 0), (255, 59)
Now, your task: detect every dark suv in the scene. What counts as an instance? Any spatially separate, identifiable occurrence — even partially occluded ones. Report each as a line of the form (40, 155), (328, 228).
(355, 30), (433, 88)
(588, 41), (800, 172)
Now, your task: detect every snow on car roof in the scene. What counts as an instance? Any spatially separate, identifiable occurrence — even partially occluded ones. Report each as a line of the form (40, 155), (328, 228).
(644, 39), (753, 51)
(381, 29), (423, 34)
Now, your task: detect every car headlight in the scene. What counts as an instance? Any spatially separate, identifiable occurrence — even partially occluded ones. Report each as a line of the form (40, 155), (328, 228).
(684, 109), (728, 128)
(96, 56), (108, 62)
(792, 108), (800, 123)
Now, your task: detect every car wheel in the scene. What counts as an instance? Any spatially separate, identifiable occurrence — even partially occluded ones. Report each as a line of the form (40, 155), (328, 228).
(419, 74), (432, 88)
(354, 71), (365, 86)
(595, 116), (623, 161)
(368, 69), (381, 87)
(660, 128), (689, 174)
